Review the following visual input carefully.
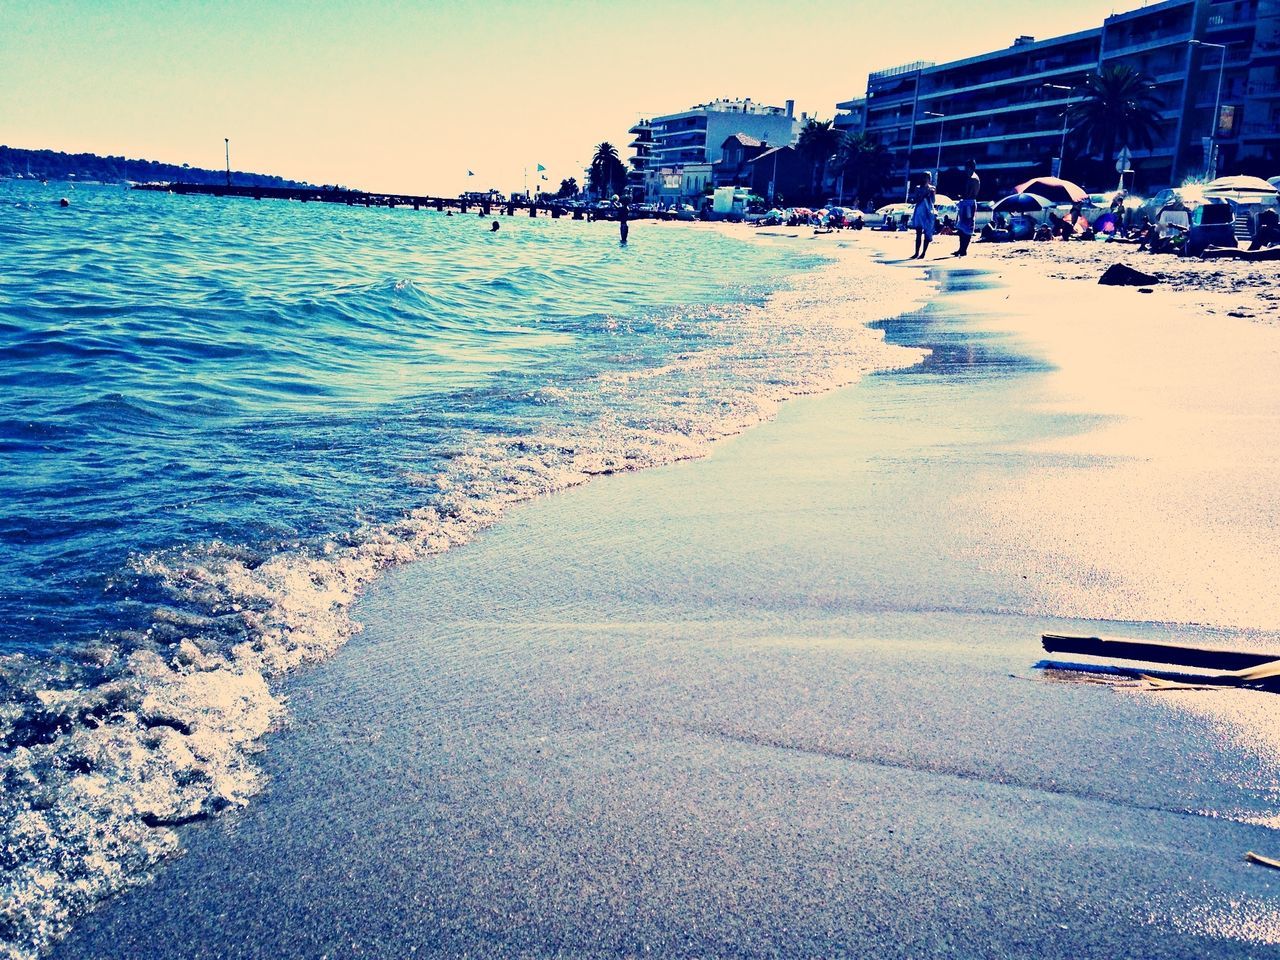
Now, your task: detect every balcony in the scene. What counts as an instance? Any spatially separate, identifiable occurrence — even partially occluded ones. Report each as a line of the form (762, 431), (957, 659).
(1240, 121), (1280, 138)
(1207, 1), (1260, 28)
(1101, 30), (1194, 58)
(1253, 38), (1280, 63)
(865, 117), (913, 132)
(917, 61), (1099, 102)
(908, 127), (1072, 153)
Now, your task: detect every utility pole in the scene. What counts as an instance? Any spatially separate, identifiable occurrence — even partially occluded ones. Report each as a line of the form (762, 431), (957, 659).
(1189, 40), (1227, 179)
(225, 138), (231, 187)
(1042, 84), (1073, 179)
(924, 112), (946, 181)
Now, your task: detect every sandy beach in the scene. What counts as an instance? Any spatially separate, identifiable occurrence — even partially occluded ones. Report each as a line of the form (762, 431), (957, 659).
(854, 226), (1280, 323)
(50, 229), (1280, 959)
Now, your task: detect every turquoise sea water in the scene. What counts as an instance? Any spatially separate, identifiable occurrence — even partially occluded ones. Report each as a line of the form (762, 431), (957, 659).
(3, 180), (930, 957)
(0, 182), (815, 657)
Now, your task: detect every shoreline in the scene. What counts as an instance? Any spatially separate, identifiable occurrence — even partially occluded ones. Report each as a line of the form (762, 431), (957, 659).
(735, 221), (1280, 322)
(3, 217), (933, 960)
(50, 225), (1280, 957)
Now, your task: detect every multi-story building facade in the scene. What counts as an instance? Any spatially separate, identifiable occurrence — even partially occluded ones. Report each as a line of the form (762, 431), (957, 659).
(625, 120), (653, 202)
(846, 0), (1279, 198)
(834, 96), (867, 135)
(641, 98), (801, 203)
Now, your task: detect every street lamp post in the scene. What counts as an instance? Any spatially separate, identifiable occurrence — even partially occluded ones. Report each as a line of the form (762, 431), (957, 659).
(1042, 83), (1073, 179)
(924, 111), (946, 181)
(1189, 39), (1227, 179)
(224, 138), (231, 188)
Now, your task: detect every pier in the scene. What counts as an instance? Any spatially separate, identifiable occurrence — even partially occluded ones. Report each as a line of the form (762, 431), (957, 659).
(131, 181), (676, 221)
(133, 181), (581, 218)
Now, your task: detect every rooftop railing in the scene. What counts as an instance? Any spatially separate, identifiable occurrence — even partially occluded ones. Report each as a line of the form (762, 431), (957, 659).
(869, 60), (935, 80)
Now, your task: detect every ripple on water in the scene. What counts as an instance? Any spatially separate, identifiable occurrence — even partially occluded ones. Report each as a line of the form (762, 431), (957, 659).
(0, 181), (931, 959)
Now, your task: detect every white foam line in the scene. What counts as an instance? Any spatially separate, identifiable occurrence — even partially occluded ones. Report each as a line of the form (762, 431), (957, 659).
(0, 239), (933, 960)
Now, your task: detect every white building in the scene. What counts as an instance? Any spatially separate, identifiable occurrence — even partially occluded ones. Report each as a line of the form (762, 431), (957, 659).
(649, 98), (800, 168)
(643, 98), (802, 203)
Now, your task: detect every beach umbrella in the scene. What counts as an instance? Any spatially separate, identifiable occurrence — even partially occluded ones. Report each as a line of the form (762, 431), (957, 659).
(933, 193), (957, 206)
(1014, 176), (1088, 204)
(1204, 175), (1279, 197)
(993, 192), (1053, 213)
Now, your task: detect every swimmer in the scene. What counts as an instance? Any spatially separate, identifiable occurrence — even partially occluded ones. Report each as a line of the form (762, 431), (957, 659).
(59, 198), (70, 207)
(490, 221), (500, 232)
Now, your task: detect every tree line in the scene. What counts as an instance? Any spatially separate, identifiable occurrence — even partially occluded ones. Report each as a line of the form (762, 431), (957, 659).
(0, 145), (313, 189)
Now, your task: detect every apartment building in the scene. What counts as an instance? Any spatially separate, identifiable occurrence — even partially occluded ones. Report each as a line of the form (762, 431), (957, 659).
(845, 0), (1279, 197)
(834, 97), (867, 134)
(625, 120), (653, 202)
(637, 98), (801, 203)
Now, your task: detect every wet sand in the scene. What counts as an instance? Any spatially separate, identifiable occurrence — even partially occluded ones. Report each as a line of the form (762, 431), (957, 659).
(54, 246), (1280, 958)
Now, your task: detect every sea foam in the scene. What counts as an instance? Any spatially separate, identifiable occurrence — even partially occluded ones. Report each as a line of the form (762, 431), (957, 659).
(0, 235), (929, 960)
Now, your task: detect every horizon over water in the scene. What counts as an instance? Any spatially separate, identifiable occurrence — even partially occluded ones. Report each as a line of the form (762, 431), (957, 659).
(0, 180), (926, 958)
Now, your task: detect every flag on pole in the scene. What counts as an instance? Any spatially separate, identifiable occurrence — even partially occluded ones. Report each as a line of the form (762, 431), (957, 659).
(540, 174), (548, 180)
(536, 164), (546, 172)
(467, 170), (475, 176)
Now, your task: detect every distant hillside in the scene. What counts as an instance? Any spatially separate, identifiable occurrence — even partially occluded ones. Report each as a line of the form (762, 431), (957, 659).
(0, 145), (318, 189)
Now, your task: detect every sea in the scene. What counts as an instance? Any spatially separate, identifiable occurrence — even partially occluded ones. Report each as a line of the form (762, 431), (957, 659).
(0, 179), (923, 957)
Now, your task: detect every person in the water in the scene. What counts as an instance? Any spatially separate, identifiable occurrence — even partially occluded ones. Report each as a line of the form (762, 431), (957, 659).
(491, 220), (500, 232)
(618, 201), (629, 245)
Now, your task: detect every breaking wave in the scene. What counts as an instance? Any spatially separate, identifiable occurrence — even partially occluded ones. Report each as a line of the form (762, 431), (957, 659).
(0, 186), (929, 958)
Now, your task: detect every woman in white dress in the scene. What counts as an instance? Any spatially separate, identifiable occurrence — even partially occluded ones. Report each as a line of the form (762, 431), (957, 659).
(909, 172), (937, 259)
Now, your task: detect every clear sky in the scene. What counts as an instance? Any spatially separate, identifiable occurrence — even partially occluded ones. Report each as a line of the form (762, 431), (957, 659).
(1, 0), (1152, 195)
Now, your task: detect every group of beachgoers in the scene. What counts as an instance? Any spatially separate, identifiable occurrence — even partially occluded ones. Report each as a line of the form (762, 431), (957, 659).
(896, 161), (1280, 259)
(905, 158), (981, 260)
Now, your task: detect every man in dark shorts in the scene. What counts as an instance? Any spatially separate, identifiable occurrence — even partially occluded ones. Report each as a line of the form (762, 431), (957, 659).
(955, 158), (980, 257)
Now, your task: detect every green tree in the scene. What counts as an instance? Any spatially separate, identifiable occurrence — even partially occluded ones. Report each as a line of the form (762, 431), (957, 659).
(797, 119), (841, 201)
(834, 133), (892, 207)
(589, 142), (627, 198)
(555, 177), (578, 198)
(1068, 65), (1164, 170)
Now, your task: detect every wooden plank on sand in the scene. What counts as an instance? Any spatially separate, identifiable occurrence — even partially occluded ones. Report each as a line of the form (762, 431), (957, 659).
(1041, 633), (1280, 671)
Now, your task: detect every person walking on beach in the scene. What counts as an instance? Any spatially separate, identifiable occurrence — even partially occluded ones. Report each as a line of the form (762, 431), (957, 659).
(909, 172), (936, 259)
(955, 159), (980, 257)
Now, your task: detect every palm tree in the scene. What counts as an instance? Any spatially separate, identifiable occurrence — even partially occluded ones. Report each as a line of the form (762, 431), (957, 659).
(797, 119), (841, 201)
(834, 133), (892, 207)
(1068, 65), (1164, 170)
(589, 142), (627, 199)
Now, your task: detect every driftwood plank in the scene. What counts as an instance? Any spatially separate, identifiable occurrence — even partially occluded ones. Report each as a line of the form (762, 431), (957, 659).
(1041, 634), (1279, 671)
